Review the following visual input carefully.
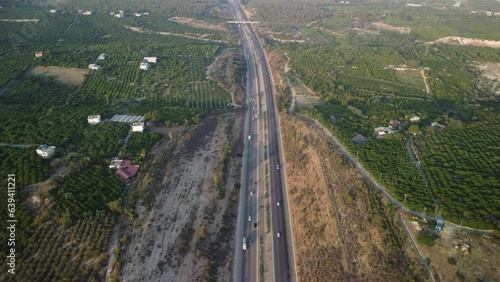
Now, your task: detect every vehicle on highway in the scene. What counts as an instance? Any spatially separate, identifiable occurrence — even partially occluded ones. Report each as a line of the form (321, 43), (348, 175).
(248, 135), (251, 140)
(276, 164), (279, 169)
(254, 222), (257, 228)
(277, 201), (280, 206)
(248, 216), (251, 221)
(248, 239), (252, 246)
(277, 232), (280, 238)
(250, 190), (253, 196)
(243, 237), (247, 250)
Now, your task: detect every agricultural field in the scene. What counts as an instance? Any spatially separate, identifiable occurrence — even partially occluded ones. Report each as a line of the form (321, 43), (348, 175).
(414, 119), (500, 229)
(0, 1), (240, 281)
(271, 0), (500, 229)
(119, 132), (162, 163)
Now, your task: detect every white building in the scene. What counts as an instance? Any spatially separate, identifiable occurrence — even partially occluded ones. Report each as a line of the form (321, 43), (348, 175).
(140, 62), (150, 71)
(453, 2), (462, 7)
(114, 13), (124, 18)
(88, 115), (101, 124)
(97, 53), (106, 60)
(431, 122), (446, 128)
(132, 121), (145, 132)
(134, 13), (142, 17)
(88, 64), (101, 70)
(50, 9), (57, 13)
(36, 145), (56, 158)
(410, 115), (421, 122)
(374, 127), (394, 136)
(82, 10), (92, 16)
(143, 57), (157, 64)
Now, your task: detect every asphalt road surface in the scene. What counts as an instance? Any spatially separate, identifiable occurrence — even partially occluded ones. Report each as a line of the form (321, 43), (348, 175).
(230, 0), (294, 281)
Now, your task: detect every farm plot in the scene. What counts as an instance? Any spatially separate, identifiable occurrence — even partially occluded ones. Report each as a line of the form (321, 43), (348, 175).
(0, 52), (32, 88)
(415, 120), (500, 230)
(51, 44), (233, 110)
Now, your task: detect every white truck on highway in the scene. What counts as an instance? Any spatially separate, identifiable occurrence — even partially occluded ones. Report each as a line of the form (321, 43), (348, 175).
(243, 237), (247, 250)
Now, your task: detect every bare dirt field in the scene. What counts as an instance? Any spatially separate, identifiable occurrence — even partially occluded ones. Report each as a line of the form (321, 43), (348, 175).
(25, 66), (89, 85)
(475, 62), (500, 95)
(371, 22), (411, 34)
(169, 17), (228, 32)
(121, 111), (244, 282)
(430, 36), (500, 49)
(280, 114), (428, 281)
(404, 214), (500, 281)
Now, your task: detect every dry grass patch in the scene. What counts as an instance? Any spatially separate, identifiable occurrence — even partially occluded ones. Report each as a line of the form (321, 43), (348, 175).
(281, 114), (427, 281)
(25, 66), (89, 85)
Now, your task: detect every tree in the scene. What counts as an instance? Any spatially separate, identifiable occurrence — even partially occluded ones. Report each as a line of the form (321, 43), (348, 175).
(409, 125), (420, 134)
(107, 199), (123, 213)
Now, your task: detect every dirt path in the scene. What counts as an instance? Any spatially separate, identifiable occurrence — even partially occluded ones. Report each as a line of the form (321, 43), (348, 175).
(124, 26), (228, 44)
(399, 215), (436, 282)
(421, 69), (430, 94)
(429, 36), (500, 49)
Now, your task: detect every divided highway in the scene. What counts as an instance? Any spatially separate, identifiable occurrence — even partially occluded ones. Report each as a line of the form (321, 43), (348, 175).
(230, 0), (296, 281)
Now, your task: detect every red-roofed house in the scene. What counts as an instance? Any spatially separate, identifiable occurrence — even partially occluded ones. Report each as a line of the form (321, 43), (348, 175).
(110, 159), (140, 180)
(390, 119), (401, 126)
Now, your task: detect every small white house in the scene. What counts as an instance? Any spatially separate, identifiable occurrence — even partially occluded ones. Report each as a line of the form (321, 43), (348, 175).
(134, 13), (142, 17)
(374, 127), (394, 135)
(114, 13), (124, 18)
(410, 115), (421, 122)
(35, 51), (44, 58)
(88, 115), (101, 124)
(36, 145), (56, 158)
(431, 122), (445, 128)
(50, 9), (57, 13)
(140, 62), (150, 71)
(97, 53), (106, 60)
(132, 121), (144, 132)
(82, 10), (92, 15)
(143, 57), (157, 64)
(89, 64), (101, 70)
